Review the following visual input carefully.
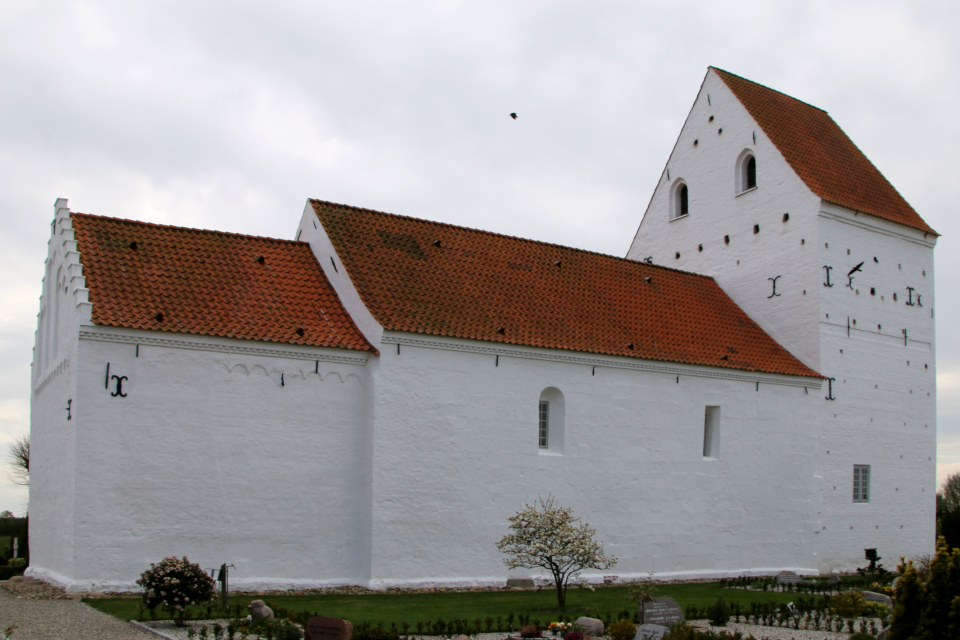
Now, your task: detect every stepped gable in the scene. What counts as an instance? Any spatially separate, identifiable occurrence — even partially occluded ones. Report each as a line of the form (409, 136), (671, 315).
(713, 67), (936, 235)
(71, 212), (374, 352)
(312, 199), (820, 378)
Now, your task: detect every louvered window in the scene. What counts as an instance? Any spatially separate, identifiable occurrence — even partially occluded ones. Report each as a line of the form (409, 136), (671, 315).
(853, 465), (870, 503)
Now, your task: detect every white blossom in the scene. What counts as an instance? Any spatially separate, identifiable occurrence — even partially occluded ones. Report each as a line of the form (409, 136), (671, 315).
(496, 496), (616, 610)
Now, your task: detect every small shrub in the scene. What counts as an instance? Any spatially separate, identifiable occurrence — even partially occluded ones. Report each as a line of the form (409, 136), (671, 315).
(707, 599), (730, 627)
(829, 591), (866, 619)
(7, 558), (26, 571)
(861, 602), (888, 619)
(849, 634), (875, 640)
(351, 627), (399, 640)
(660, 625), (696, 640)
(562, 632), (582, 640)
(136, 557), (216, 627)
(856, 549), (888, 578)
(520, 625), (542, 638)
(274, 621), (304, 640)
(607, 619), (636, 640)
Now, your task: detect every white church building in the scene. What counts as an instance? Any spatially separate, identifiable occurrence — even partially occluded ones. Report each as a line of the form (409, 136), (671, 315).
(28, 68), (937, 592)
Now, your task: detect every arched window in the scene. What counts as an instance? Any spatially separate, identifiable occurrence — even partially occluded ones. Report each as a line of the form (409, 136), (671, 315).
(671, 180), (689, 220)
(736, 150), (757, 194)
(538, 387), (565, 454)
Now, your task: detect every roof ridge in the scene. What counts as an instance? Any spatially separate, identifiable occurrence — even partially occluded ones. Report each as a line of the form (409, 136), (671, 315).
(70, 212), (306, 246)
(710, 67), (827, 114)
(308, 198), (716, 280)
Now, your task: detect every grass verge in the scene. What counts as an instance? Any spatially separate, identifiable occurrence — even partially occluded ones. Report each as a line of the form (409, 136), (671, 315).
(85, 583), (800, 625)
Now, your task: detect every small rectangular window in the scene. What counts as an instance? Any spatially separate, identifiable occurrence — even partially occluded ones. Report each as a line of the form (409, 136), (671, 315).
(703, 406), (720, 458)
(853, 465), (870, 502)
(538, 401), (549, 449)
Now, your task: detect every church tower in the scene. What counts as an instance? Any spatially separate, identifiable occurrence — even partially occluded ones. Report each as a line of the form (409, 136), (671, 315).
(627, 68), (937, 571)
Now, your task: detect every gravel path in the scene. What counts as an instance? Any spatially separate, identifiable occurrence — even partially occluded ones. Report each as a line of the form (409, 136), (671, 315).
(689, 620), (856, 639)
(0, 584), (158, 640)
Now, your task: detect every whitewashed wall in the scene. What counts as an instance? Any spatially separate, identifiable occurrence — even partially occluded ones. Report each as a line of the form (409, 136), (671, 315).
(29, 199), (89, 586)
(365, 333), (822, 587)
(62, 330), (370, 592)
(813, 206), (936, 572)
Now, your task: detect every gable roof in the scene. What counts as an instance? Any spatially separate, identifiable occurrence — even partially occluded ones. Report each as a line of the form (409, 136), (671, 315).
(71, 213), (374, 352)
(312, 199), (820, 378)
(712, 67), (936, 236)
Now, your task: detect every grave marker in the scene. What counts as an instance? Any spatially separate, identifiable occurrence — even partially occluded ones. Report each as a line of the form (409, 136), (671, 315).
(640, 597), (684, 626)
(634, 624), (670, 640)
(306, 617), (354, 640)
(775, 571), (800, 585)
(506, 578), (535, 589)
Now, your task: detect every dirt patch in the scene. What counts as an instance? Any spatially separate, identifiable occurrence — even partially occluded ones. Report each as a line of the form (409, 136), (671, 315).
(0, 576), (137, 600)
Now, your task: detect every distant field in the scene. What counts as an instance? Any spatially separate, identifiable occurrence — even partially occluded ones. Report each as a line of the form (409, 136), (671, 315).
(85, 583), (800, 625)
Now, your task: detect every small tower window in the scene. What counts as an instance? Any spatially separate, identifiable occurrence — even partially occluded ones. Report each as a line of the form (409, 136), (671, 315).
(746, 156), (757, 189)
(736, 150), (758, 194)
(671, 180), (689, 220)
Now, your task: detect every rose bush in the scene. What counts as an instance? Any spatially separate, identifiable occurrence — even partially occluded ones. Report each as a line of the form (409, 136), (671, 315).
(136, 556), (215, 626)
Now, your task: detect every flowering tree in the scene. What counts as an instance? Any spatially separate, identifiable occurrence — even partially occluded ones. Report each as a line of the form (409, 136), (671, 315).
(496, 497), (616, 610)
(137, 556), (215, 626)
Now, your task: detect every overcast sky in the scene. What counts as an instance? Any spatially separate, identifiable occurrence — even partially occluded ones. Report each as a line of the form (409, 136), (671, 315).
(1, 0), (958, 516)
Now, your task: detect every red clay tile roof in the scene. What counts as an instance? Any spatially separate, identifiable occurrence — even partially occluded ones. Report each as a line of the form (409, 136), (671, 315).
(713, 68), (936, 236)
(312, 199), (820, 378)
(71, 213), (373, 352)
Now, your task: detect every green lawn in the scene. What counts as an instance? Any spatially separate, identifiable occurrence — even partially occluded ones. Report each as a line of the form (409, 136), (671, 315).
(85, 583), (801, 626)
(0, 536), (10, 550)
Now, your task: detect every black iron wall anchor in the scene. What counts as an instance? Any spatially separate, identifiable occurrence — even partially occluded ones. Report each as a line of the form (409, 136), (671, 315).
(768, 276), (782, 298)
(906, 287), (916, 306)
(847, 262), (864, 289)
(823, 265), (833, 287)
(110, 375), (128, 397)
(66, 398), (72, 420)
(825, 378), (837, 401)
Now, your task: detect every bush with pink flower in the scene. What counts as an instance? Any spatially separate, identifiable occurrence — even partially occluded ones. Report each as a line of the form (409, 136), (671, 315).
(136, 556), (215, 626)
